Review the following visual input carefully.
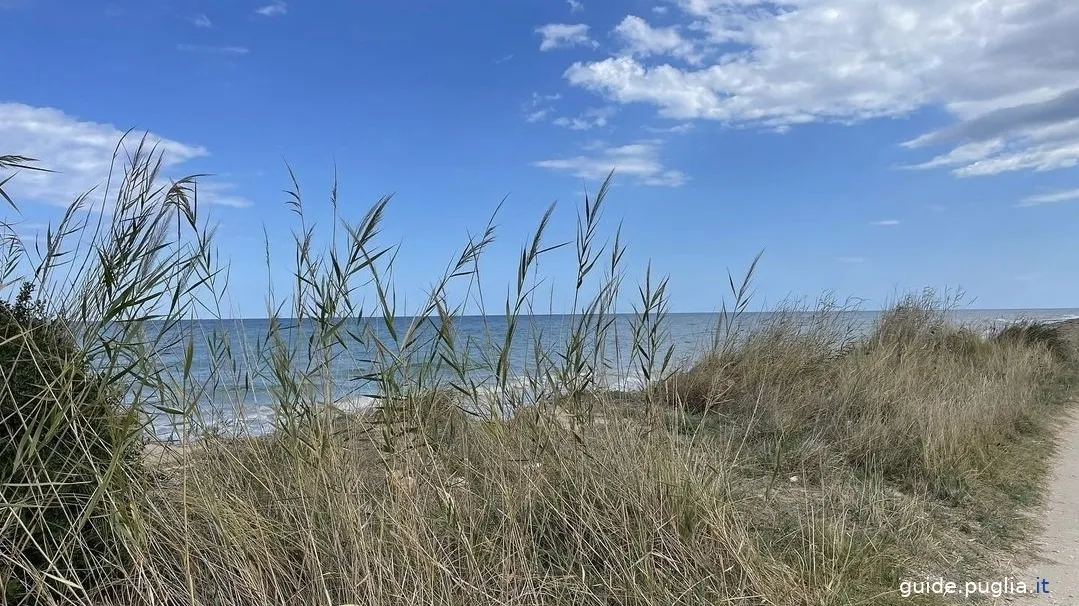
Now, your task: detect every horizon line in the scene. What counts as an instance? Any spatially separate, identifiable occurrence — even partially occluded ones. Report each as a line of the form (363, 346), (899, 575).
(168, 307), (1079, 321)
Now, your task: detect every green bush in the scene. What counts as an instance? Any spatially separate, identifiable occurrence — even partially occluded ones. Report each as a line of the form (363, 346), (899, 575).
(1, 282), (141, 604)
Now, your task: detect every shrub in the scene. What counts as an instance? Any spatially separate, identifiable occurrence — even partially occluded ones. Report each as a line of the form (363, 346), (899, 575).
(994, 320), (1073, 363)
(1, 282), (142, 604)
(867, 296), (946, 351)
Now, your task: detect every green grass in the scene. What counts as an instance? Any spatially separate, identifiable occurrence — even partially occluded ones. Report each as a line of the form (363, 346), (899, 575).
(0, 140), (1075, 605)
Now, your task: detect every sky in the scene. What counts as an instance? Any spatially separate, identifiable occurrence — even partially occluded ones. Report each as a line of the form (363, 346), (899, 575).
(2, 0), (1079, 316)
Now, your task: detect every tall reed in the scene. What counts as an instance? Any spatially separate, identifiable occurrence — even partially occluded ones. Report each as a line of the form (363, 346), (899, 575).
(0, 140), (1074, 606)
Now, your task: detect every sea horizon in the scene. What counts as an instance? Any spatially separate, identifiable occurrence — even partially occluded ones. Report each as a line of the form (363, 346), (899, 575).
(173, 307), (1079, 322)
(140, 307), (1079, 441)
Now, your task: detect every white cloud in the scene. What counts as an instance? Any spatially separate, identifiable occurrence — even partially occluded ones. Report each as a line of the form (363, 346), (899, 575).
(900, 139), (1005, 171)
(534, 92), (561, 103)
(193, 13), (212, 28)
(536, 23), (597, 51)
(613, 15), (701, 64)
(255, 1), (287, 17)
(558, 1), (1079, 178)
(871, 219), (900, 226)
(553, 107), (616, 130)
(523, 92), (562, 123)
(567, 0), (584, 12)
(177, 44), (249, 55)
(192, 180), (254, 208)
(533, 140), (686, 186)
(495, 54), (514, 64)
(0, 103), (240, 209)
(645, 122), (694, 134)
(951, 136), (1079, 177)
(1018, 187), (1079, 207)
(526, 109), (551, 123)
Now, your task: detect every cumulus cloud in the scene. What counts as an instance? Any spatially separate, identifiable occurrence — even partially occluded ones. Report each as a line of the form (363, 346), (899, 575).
(613, 15), (701, 64)
(533, 140), (686, 186)
(192, 13), (212, 28)
(0, 103), (249, 209)
(567, 0), (583, 12)
(255, 1), (287, 17)
(536, 23), (597, 51)
(1018, 188), (1079, 207)
(557, 1), (1079, 178)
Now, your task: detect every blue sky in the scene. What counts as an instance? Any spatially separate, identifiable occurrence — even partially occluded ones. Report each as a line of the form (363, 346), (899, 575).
(2, 0), (1079, 316)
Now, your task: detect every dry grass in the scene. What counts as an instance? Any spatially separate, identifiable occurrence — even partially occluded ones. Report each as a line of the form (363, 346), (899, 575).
(1, 143), (1075, 606)
(116, 307), (1069, 606)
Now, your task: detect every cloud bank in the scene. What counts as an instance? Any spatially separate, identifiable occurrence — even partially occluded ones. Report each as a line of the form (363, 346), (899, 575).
(0, 103), (248, 209)
(556, 0), (1079, 178)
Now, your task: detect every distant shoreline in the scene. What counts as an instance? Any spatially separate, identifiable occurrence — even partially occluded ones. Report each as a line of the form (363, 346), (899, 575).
(160, 308), (1079, 322)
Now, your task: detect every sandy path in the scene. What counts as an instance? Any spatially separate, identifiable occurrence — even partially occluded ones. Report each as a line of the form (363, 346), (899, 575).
(1005, 319), (1079, 604)
(1004, 409), (1079, 604)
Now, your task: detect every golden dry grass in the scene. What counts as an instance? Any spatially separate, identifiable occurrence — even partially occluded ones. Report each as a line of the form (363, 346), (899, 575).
(98, 303), (1073, 606)
(2, 146), (1075, 606)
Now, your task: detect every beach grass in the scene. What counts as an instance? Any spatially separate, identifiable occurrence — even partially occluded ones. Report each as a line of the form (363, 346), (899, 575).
(1, 141), (1075, 605)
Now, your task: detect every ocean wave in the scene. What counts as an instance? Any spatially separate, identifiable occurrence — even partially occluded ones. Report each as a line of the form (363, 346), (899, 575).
(146, 368), (651, 440)
(1045, 314), (1079, 323)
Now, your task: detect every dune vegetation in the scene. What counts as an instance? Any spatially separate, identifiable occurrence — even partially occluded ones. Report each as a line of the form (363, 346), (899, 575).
(1, 143), (1075, 605)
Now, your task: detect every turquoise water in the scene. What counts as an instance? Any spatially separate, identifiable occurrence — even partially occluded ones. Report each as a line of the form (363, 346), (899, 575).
(140, 309), (1079, 440)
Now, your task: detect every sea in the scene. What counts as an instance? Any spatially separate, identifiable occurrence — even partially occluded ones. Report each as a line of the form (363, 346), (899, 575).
(139, 308), (1079, 441)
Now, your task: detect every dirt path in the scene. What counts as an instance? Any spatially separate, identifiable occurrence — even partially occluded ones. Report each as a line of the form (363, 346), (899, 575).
(1004, 319), (1079, 604)
(1004, 410), (1079, 604)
